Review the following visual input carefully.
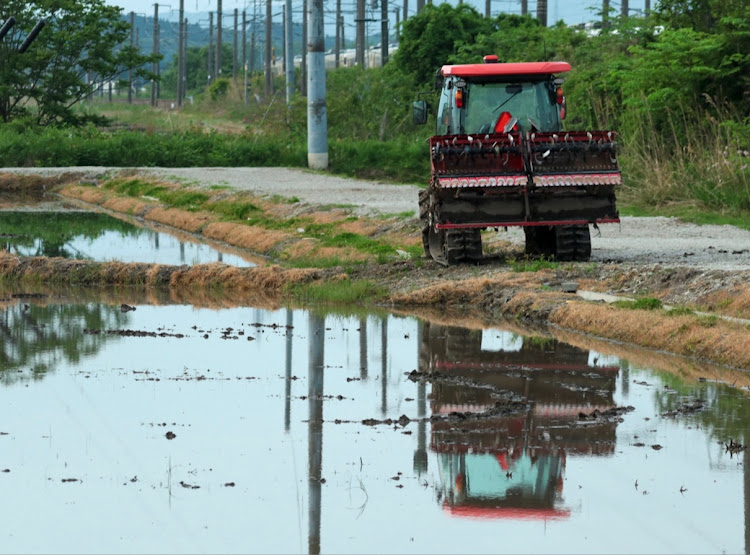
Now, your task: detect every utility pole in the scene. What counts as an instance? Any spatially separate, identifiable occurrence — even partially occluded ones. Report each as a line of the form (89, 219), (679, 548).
(151, 4), (158, 107)
(233, 8), (238, 82)
(177, 0), (184, 107)
(621, 0), (629, 18)
(335, 0), (341, 68)
(394, 8), (399, 40)
(208, 11), (213, 83)
(381, 0), (388, 65)
(264, 0), (272, 96)
(301, 0), (307, 96)
(603, 0), (609, 27)
(645, 0), (650, 15)
(308, 0), (328, 169)
(403, 0), (408, 25)
(250, 0), (256, 74)
(356, 0), (364, 66)
(417, 0), (424, 14)
(182, 18), (188, 102)
(216, 0), (222, 78)
(485, 0), (490, 17)
(537, 0), (547, 27)
(243, 10), (247, 104)
(128, 11), (134, 104)
(285, 0), (293, 103)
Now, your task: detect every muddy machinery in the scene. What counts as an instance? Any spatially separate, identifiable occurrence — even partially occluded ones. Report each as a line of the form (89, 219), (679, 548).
(413, 56), (621, 264)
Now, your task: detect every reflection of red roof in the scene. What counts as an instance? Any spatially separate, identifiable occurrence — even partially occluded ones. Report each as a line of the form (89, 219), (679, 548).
(444, 502), (571, 520)
(441, 61), (572, 78)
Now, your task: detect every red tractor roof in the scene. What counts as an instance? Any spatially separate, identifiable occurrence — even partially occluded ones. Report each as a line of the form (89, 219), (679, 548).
(441, 61), (571, 78)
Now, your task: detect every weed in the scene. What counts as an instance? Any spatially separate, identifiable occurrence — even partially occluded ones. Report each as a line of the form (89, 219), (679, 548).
(697, 315), (719, 328)
(613, 297), (663, 310)
(292, 278), (385, 304)
(508, 256), (558, 272)
(667, 306), (694, 316)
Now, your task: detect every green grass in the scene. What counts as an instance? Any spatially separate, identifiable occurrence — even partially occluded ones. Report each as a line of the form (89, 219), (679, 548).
(619, 203), (750, 231)
(291, 278), (386, 304)
(667, 306), (695, 316)
(613, 297), (664, 310)
(508, 257), (559, 272)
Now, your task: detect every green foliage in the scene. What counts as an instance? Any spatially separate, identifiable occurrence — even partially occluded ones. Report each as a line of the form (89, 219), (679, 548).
(507, 256), (558, 272)
(613, 297), (664, 310)
(391, 3), (493, 86)
(0, 0), (158, 126)
(209, 78), (232, 101)
(292, 278), (386, 304)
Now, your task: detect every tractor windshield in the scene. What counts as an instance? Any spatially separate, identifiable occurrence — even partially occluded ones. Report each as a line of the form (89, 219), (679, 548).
(465, 80), (560, 134)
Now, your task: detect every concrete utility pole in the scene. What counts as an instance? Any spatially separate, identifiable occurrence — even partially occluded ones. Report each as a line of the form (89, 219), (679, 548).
(128, 12), (134, 104)
(233, 8), (238, 82)
(603, 0), (609, 26)
(151, 4), (158, 106)
(621, 0), (629, 18)
(301, 0), (307, 96)
(243, 10), (247, 104)
(521, 0), (527, 16)
(356, 0), (364, 66)
(381, 0), (388, 65)
(216, 0), (222, 77)
(335, 0), (341, 68)
(282, 5), (286, 74)
(284, 0), (293, 103)
(250, 0), (256, 74)
(402, 0), (408, 26)
(485, 0), (490, 17)
(177, 0), (184, 107)
(537, 0), (547, 26)
(182, 18), (188, 101)
(417, 0), (424, 14)
(645, 0), (650, 15)
(208, 11), (213, 83)
(264, 0), (272, 96)
(394, 8), (399, 39)
(307, 0), (328, 169)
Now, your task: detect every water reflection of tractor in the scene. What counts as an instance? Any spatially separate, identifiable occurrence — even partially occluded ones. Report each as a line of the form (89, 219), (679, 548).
(419, 322), (620, 519)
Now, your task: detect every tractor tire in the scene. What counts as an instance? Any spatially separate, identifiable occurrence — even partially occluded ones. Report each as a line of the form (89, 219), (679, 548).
(418, 189), (431, 257)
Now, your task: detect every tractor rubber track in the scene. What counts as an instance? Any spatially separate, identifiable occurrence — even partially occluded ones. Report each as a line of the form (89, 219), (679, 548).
(555, 225), (591, 262)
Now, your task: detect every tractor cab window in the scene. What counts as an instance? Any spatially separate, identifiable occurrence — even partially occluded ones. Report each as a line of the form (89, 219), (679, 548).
(465, 80), (561, 134)
(436, 80), (458, 135)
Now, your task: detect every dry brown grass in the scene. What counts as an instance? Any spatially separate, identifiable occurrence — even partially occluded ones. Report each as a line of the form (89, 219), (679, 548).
(551, 301), (750, 369)
(698, 286), (750, 319)
(102, 196), (151, 217)
(144, 207), (212, 233)
(202, 222), (292, 253)
(61, 184), (106, 205)
(552, 328), (750, 389)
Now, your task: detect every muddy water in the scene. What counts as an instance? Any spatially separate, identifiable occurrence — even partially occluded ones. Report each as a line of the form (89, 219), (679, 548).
(0, 211), (255, 267)
(1, 297), (748, 554)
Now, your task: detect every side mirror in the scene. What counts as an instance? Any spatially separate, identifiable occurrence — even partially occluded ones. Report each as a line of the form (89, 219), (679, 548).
(412, 100), (428, 125)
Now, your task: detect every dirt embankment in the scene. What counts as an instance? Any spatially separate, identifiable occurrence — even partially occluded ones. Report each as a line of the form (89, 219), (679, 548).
(1, 170), (749, 371)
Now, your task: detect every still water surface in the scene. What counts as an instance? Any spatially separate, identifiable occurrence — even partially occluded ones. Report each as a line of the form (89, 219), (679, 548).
(1, 297), (748, 553)
(0, 211), (255, 267)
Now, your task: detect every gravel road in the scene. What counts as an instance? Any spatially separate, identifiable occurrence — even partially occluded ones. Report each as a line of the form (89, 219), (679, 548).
(6, 166), (750, 271)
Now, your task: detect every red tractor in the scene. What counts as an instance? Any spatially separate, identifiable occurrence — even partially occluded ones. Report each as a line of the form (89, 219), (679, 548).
(413, 55), (621, 265)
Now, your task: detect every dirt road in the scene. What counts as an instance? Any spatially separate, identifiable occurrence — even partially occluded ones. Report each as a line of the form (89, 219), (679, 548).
(6, 165), (750, 272)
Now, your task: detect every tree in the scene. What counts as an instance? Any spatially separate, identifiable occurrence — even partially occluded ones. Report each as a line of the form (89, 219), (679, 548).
(391, 4), (493, 86)
(0, 0), (158, 126)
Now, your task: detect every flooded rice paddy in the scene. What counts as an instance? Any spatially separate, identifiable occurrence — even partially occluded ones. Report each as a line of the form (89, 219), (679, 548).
(1, 203), (750, 554)
(0, 211), (255, 267)
(1, 296), (749, 554)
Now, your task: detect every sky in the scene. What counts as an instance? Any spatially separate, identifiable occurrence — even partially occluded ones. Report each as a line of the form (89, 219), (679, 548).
(102, 0), (650, 29)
